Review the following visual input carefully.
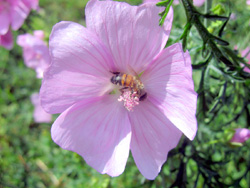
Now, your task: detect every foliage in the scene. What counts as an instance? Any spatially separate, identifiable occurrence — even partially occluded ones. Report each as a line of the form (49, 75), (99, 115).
(1, 0), (250, 187)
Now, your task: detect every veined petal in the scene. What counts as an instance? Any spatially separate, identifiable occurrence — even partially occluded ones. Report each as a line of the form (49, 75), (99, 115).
(129, 100), (182, 180)
(40, 21), (115, 114)
(51, 96), (131, 177)
(86, 0), (173, 72)
(142, 43), (197, 140)
(23, 0), (39, 10)
(11, 0), (30, 30)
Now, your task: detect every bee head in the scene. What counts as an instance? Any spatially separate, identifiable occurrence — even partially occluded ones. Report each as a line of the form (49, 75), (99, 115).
(110, 75), (121, 85)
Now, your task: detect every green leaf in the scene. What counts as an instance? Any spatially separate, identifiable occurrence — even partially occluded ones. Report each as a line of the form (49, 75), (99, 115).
(192, 54), (212, 70)
(180, 22), (192, 51)
(211, 4), (226, 15)
(221, 47), (245, 64)
(156, 0), (171, 7)
(158, 0), (174, 26)
(213, 36), (229, 46)
(218, 13), (230, 37)
(180, 22), (192, 40)
(229, 142), (243, 147)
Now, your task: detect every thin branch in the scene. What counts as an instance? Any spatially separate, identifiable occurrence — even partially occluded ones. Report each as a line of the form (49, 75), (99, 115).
(181, 0), (235, 69)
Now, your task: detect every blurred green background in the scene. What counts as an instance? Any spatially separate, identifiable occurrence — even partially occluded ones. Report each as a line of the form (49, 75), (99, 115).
(0, 0), (250, 187)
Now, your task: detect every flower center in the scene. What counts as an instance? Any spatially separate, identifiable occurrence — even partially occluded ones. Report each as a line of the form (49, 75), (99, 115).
(118, 90), (139, 111)
(109, 71), (147, 111)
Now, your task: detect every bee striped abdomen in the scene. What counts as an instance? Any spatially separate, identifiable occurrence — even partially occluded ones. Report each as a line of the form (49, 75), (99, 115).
(121, 74), (127, 86)
(110, 71), (147, 102)
(125, 74), (133, 87)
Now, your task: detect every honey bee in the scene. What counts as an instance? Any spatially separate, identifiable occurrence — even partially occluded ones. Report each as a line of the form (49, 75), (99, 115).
(110, 71), (147, 101)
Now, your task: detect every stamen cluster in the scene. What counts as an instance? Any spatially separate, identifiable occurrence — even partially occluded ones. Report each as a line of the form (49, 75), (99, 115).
(118, 91), (139, 111)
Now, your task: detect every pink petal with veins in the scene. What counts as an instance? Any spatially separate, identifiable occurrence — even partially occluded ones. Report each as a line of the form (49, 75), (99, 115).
(86, 0), (173, 72)
(51, 96), (131, 177)
(40, 0), (198, 180)
(40, 21), (115, 114)
(142, 43), (197, 140)
(0, 0), (39, 33)
(129, 100), (182, 179)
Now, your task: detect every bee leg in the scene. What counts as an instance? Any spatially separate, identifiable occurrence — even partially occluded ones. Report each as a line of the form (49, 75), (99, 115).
(119, 87), (129, 93)
(110, 71), (120, 75)
(139, 92), (147, 101)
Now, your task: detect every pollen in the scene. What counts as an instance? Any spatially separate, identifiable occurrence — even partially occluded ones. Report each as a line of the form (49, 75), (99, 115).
(118, 91), (139, 111)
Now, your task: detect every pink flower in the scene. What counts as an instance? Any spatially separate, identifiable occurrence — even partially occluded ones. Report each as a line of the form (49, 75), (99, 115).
(247, 0), (250, 5)
(231, 128), (250, 143)
(17, 30), (50, 78)
(40, 0), (197, 179)
(31, 93), (52, 123)
(0, 0), (39, 35)
(241, 47), (250, 73)
(0, 29), (13, 49)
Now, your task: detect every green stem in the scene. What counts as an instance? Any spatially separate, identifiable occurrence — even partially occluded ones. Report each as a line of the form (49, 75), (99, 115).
(181, 0), (234, 69)
(204, 0), (212, 27)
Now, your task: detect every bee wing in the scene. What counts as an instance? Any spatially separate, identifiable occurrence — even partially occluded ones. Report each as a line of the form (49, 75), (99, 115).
(127, 65), (140, 80)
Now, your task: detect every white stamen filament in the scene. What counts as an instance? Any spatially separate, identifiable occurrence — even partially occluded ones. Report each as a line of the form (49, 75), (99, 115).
(118, 91), (139, 111)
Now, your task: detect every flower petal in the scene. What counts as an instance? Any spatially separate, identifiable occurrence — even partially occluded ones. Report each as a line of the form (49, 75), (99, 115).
(51, 96), (131, 177)
(17, 33), (49, 60)
(0, 9), (10, 35)
(40, 21), (115, 114)
(129, 100), (182, 180)
(31, 93), (52, 123)
(231, 128), (250, 143)
(23, 0), (39, 10)
(10, 0), (30, 30)
(33, 30), (45, 40)
(17, 33), (50, 78)
(86, 0), (173, 72)
(0, 30), (13, 50)
(142, 43), (197, 140)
